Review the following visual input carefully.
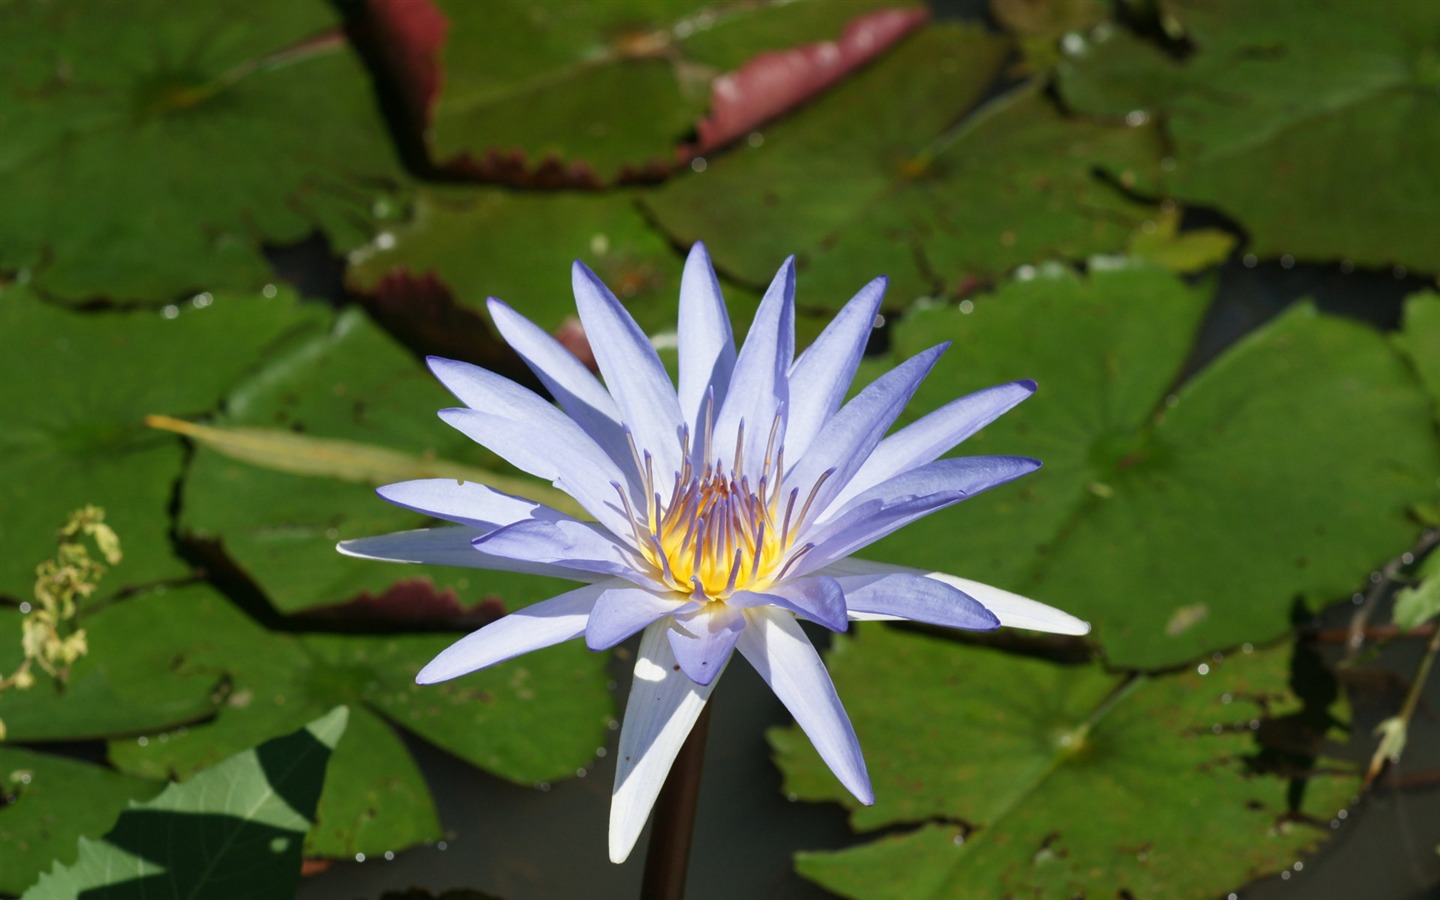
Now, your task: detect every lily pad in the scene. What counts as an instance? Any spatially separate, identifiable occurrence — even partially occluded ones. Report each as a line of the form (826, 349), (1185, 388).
(0, 747), (165, 896)
(1393, 546), (1440, 631)
(865, 261), (1439, 668)
(1396, 291), (1440, 418)
(774, 626), (1358, 899)
(1126, 204), (1236, 273)
(26, 707), (347, 900)
(177, 307), (574, 615)
(93, 584), (611, 858)
(345, 187), (733, 338)
(374, 0), (917, 184)
(0, 600), (223, 742)
(645, 23), (1161, 306)
(1057, 0), (1440, 271)
(0, 286), (330, 603)
(0, 0), (407, 301)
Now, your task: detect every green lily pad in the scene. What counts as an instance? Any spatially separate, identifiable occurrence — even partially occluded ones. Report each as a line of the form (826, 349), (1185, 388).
(0, 748), (164, 896)
(0, 0), (407, 301)
(178, 307), (574, 615)
(1057, 0), (1440, 271)
(989, 0), (1107, 74)
(1126, 205), (1236, 273)
(1393, 546), (1440, 631)
(866, 261), (1439, 668)
(0, 600), (222, 742)
(645, 23), (1161, 306)
(0, 286), (330, 603)
(409, 0), (910, 184)
(102, 584), (611, 858)
(25, 707), (347, 900)
(774, 626), (1358, 899)
(345, 187), (743, 337)
(1397, 291), (1440, 419)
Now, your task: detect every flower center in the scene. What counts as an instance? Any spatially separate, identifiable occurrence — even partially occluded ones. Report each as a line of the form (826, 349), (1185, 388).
(615, 414), (825, 601)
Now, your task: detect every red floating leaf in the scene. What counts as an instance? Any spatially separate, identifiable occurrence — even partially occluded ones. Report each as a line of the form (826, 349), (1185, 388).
(364, 0), (448, 132)
(353, 266), (602, 382)
(445, 147), (607, 190)
(299, 577), (506, 631)
(360, 1), (929, 186)
(551, 315), (598, 372)
(692, 6), (931, 155)
(353, 268), (511, 370)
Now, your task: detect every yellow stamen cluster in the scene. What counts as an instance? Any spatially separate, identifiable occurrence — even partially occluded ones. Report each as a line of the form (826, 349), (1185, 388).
(615, 415), (826, 601)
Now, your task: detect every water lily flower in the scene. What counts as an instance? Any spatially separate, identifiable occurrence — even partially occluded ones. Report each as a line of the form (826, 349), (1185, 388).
(339, 244), (1088, 863)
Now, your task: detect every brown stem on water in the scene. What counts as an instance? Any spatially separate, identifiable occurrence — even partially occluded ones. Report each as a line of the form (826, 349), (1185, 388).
(641, 701), (713, 900)
(1312, 621), (1435, 644)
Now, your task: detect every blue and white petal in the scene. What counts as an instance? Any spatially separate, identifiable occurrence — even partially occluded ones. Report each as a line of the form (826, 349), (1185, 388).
(474, 518), (649, 584)
(835, 379), (1037, 505)
(376, 478), (565, 530)
(669, 603), (745, 685)
(830, 569), (998, 631)
(572, 262), (685, 480)
(416, 581), (616, 683)
(676, 242), (737, 430)
(821, 557), (1091, 635)
(729, 575), (849, 633)
(784, 344), (946, 520)
(339, 527), (493, 569)
(610, 622), (720, 864)
(711, 259), (795, 478)
(736, 607), (873, 805)
(485, 298), (634, 482)
(785, 277), (886, 461)
(586, 587), (695, 650)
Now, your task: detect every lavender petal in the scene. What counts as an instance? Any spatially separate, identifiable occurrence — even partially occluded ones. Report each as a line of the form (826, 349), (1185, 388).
(737, 607), (872, 805)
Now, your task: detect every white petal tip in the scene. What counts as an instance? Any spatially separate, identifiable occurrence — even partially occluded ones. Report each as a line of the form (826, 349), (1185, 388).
(608, 810), (646, 865)
(334, 539), (382, 560)
(910, 570), (1091, 637)
(1004, 609), (1091, 636)
(1027, 616), (1090, 636)
(604, 840), (633, 864)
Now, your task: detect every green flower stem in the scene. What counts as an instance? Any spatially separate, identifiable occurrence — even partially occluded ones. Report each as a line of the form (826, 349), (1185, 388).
(641, 702), (713, 900)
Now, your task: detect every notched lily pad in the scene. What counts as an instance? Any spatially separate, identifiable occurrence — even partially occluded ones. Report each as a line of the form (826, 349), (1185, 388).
(646, 24), (1160, 307)
(1396, 290), (1440, 419)
(0, 600), (223, 742)
(0, 747), (165, 896)
(774, 627), (1357, 899)
(1057, 0), (1440, 271)
(345, 187), (724, 340)
(865, 262), (1440, 668)
(364, 0), (919, 185)
(176, 307), (575, 615)
(27, 707), (347, 900)
(0, 0), (408, 301)
(0, 286), (330, 603)
(1393, 546), (1440, 631)
(97, 584), (612, 859)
